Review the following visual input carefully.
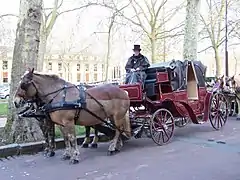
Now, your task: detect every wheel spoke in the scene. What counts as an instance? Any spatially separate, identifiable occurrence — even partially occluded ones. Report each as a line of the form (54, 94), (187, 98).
(162, 127), (170, 140)
(161, 131), (165, 143)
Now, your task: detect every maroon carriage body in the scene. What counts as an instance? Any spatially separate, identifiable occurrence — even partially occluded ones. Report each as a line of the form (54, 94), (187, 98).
(119, 60), (228, 145)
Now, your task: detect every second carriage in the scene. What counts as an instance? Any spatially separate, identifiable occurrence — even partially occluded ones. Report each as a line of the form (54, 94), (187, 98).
(115, 60), (228, 145)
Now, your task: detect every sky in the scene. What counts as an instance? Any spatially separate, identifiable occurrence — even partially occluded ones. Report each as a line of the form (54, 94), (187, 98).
(0, 0), (239, 73)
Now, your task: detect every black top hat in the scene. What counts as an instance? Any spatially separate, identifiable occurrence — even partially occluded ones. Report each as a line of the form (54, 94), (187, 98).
(133, 44), (141, 51)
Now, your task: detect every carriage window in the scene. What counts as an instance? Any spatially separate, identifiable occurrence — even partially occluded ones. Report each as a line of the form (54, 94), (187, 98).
(94, 64), (97, 71)
(85, 64), (89, 71)
(48, 62), (52, 71)
(58, 63), (62, 71)
(2, 61), (8, 70)
(77, 64), (80, 71)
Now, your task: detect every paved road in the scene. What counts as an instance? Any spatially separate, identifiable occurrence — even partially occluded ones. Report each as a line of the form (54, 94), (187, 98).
(1, 118), (240, 180)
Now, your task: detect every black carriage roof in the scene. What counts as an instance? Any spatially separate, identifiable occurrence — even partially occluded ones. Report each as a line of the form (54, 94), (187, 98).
(146, 59), (207, 86)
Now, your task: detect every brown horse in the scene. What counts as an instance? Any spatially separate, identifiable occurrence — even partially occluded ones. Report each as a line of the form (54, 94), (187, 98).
(13, 68), (131, 164)
(18, 90), (101, 158)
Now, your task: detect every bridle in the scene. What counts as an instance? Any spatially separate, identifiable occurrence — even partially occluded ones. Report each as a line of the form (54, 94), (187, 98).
(20, 77), (78, 107)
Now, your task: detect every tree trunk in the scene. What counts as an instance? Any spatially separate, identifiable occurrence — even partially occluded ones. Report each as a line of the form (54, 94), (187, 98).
(151, 38), (157, 64)
(104, 31), (111, 81)
(104, 15), (115, 81)
(37, 32), (47, 71)
(214, 47), (222, 77)
(3, 0), (44, 143)
(183, 0), (200, 61)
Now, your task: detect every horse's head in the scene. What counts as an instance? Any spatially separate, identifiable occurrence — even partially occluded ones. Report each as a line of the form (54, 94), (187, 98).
(13, 68), (38, 108)
(226, 75), (235, 88)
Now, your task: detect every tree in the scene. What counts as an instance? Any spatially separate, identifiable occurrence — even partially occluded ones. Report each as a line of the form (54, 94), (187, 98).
(183, 0), (200, 61)
(3, 0), (44, 143)
(199, 0), (238, 76)
(37, 0), (105, 71)
(116, 0), (184, 63)
(94, 13), (117, 81)
(103, 13), (116, 81)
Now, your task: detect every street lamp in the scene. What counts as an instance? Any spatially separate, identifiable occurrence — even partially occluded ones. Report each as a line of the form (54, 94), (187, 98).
(225, 0), (228, 77)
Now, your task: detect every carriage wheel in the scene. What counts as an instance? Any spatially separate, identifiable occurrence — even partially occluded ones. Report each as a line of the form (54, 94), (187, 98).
(150, 108), (175, 146)
(175, 117), (189, 127)
(209, 92), (228, 130)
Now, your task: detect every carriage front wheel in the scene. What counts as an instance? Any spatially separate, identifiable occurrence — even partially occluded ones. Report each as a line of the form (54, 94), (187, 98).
(209, 92), (228, 130)
(150, 108), (175, 146)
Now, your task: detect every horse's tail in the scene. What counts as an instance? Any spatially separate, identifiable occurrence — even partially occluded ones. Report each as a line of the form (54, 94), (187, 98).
(122, 109), (131, 138)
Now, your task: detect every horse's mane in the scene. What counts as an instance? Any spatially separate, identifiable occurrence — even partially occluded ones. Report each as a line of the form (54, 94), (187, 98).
(33, 72), (60, 80)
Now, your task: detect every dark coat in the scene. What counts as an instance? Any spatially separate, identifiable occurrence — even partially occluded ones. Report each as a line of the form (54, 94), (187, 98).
(125, 54), (150, 73)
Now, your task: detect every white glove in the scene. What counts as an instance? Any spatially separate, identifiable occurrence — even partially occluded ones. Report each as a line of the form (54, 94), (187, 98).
(136, 68), (140, 71)
(130, 69), (135, 72)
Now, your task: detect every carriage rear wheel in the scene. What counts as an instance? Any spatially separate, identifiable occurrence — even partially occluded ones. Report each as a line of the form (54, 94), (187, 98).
(209, 92), (228, 130)
(150, 108), (175, 146)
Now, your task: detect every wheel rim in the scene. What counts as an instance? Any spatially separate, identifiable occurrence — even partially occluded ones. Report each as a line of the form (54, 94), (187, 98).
(150, 108), (175, 145)
(209, 93), (228, 130)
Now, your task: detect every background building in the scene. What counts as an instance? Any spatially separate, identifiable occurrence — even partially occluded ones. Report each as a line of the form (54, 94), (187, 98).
(0, 46), (126, 85)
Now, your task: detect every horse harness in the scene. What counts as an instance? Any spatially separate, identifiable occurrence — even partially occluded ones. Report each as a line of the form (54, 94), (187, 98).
(21, 82), (122, 133)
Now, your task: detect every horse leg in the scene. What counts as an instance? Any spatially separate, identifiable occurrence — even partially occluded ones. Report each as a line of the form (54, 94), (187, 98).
(90, 127), (98, 149)
(107, 115), (126, 155)
(66, 124), (80, 164)
(81, 126), (91, 148)
(39, 118), (51, 157)
(237, 94), (240, 120)
(47, 120), (56, 157)
(59, 126), (71, 160)
(232, 98), (237, 117)
(115, 110), (131, 150)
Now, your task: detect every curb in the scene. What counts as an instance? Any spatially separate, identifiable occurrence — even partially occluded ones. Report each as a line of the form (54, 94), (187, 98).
(0, 134), (109, 158)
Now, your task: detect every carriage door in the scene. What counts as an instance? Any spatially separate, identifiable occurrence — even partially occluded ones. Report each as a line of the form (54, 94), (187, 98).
(186, 61), (199, 100)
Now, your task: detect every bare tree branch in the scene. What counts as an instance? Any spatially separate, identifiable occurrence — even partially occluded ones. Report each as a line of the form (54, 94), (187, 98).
(198, 46), (213, 53)
(0, 14), (18, 19)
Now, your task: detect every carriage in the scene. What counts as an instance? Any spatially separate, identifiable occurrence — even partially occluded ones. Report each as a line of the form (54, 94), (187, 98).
(17, 60), (228, 149)
(110, 59), (228, 145)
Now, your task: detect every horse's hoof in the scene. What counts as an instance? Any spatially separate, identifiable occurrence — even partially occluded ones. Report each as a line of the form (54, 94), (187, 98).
(61, 155), (71, 161)
(90, 143), (98, 149)
(81, 143), (89, 148)
(43, 151), (48, 157)
(107, 149), (119, 156)
(70, 159), (79, 164)
(236, 117), (240, 121)
(47, 151), (55, 157)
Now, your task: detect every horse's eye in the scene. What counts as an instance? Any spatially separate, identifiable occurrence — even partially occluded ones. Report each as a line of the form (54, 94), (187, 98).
(21, 82), (29, 90)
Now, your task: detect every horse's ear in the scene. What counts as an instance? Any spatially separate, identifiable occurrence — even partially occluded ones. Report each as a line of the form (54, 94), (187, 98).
(221, 75), (224, 79)
(31, 68), (34, 73)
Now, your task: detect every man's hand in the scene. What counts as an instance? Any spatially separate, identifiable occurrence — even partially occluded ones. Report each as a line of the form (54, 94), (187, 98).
(130, 69), (135, 72)
(136, 68), (140, 71)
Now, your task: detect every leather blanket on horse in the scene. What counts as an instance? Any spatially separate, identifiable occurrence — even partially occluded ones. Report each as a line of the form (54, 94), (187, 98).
(43, 83), (87, 113)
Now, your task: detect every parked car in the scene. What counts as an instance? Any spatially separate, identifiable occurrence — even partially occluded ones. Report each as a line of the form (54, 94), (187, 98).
(0, 87), (9, 99)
